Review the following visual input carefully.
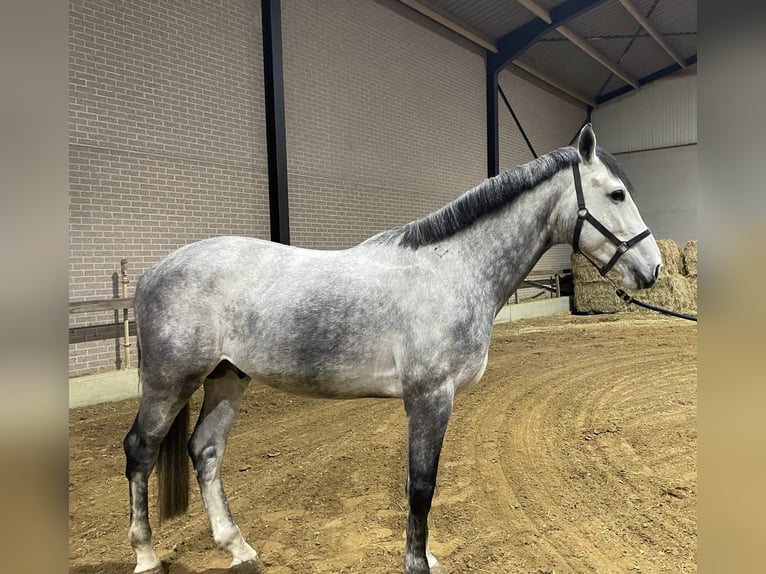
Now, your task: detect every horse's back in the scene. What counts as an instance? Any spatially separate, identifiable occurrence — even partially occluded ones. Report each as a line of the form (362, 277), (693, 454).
(133, 235), (492, 396)
(133, 237), (401, 386)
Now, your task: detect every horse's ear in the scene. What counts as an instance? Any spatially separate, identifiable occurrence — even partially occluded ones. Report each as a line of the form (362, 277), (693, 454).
(577, 123), (596, 163)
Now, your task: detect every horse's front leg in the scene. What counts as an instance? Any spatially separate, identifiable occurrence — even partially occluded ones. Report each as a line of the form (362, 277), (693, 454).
(403, 383), (454, 574)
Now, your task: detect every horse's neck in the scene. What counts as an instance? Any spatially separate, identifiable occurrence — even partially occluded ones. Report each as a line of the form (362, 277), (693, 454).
(445, 172), (568, 310)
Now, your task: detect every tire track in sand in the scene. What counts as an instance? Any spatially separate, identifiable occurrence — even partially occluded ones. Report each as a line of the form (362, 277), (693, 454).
(432, 317), (696, 573)
(69, 315), (696, 574)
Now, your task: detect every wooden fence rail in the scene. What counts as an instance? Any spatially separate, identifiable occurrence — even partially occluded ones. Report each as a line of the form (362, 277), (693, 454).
(69, 258), (135, 369)
(68, 297), (134, 314)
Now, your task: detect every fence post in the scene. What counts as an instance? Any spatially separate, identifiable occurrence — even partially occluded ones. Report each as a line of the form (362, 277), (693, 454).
(121, 259), (131, 369)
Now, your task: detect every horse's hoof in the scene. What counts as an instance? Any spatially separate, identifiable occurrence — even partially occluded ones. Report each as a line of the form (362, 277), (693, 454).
(430, 564), (449, 574)
(231, 558), (265, 573)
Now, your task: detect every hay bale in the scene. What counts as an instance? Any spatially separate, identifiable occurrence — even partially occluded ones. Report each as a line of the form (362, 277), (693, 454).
(573, 280), (627, 314)
(571, 252), (602, 284)
(657, 239), (684, 276)
(685, 275), (698, 313)
(625, 275), (695, 314)
(683, 240), (698, 276)
(571, 239), (697, 316)
(571, 252), (621, 284)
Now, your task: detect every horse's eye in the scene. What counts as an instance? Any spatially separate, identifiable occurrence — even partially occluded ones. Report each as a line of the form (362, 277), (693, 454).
(609, 190), (626, 202)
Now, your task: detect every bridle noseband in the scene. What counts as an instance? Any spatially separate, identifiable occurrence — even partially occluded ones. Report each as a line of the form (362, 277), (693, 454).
(571, 163), (652, 276)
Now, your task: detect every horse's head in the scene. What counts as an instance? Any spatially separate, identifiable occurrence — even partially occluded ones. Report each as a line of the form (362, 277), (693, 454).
(569, 124), (662, 289)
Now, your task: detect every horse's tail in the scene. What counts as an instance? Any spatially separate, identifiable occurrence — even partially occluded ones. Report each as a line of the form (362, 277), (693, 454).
(156, 402), (190, 523)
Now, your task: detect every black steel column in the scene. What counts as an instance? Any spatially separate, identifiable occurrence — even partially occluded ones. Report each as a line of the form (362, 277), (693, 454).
(261, 0), (290, 244)
(486, 59), (500, 178)
(484, 0), (607, 178)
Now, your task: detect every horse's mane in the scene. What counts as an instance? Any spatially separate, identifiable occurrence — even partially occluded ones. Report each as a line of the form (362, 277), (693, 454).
(372, 145), (629, 249)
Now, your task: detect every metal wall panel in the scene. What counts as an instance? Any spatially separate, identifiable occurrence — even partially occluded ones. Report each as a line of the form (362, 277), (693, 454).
(591, 74), (697, 247)
(614, 145), (697, 245)
(591, 73), (696, 153)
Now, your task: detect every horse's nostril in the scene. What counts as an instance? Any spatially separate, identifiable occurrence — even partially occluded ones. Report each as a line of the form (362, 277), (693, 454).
(654, 264), (661, 280)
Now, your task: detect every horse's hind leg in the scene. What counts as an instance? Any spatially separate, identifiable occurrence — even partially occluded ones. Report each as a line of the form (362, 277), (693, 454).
(403, 384), (454, 574)
(123, 386), (196, 573)
(188, 365), (259, 568)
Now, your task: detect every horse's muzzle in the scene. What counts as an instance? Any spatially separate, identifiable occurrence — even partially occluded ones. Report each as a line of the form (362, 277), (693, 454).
(634, 264), (660, 290)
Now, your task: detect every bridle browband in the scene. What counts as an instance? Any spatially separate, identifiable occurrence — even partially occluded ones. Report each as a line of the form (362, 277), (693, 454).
(571, 163), (653, 276)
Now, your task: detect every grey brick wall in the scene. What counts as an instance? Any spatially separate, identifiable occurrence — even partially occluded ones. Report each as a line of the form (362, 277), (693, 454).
(69, 0), (269, 376)
(281, 0), (487, 249)
(68, 0), (587, 377)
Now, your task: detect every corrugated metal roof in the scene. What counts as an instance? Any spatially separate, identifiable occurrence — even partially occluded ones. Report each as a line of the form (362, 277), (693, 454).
(417, 0), (696, 106)
(417, 0), (534, 42)
(523, 39), (612, 98)
(535, 0), (575, 11)
(638, 0), (697, 34)
(567, 0), (641, 38)
(617, 35), (675, 80)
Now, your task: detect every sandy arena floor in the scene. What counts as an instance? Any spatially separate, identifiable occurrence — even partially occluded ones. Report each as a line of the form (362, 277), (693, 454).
(69, 313), (697, 573)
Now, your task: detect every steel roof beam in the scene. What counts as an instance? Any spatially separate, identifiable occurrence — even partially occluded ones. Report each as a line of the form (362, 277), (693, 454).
(398, 1), (595, 107)
(557, 25), (639, 88)
(489, 0), (607, 175)
(515, 0), (638, 89)
(490, 0), (607, 71)
(595, 54), (697, 104)
(399, 0), (497, 52)
(617, 0), (687, 69)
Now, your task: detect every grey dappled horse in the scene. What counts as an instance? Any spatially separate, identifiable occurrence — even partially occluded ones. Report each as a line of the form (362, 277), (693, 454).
(123, 125), (662, 574)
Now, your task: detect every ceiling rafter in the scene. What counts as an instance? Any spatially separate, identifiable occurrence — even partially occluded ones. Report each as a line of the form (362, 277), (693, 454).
(489, 0), (608, 71)
(515, 0), (639, 89)
(616, 0), (686, 68)
(396, 0), (694, 108)
(399, 0), (598, 106)
(398, 0), (498, 53)
(512, 58), (597, 106)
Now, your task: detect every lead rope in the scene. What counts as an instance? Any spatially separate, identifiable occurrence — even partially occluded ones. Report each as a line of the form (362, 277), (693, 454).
(597, 268), (698, 322)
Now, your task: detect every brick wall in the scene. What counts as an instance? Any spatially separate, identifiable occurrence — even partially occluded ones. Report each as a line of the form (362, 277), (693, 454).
(69, 0), (269, 376)
(68, 0), (587, 376)
(281, 0), (487, 249)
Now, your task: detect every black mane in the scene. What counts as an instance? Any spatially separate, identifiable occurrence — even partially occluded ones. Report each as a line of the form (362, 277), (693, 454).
(372, 146), (629, 249)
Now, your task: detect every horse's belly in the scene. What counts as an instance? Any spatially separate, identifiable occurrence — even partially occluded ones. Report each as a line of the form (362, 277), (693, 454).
(252, 366), (403, 399)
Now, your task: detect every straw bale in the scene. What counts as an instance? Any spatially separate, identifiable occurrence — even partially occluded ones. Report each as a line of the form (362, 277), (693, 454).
(685, 275), (698, 312)
(572, 240), (683, 285)
(571, 239), (697, 315)
(573, 280), (627, 314)
(573, 269), (698, 316)
(683, 240), (698, 276)
(657, 239), (684, 276)
(571, 252), (620, 284)
(625, 274), (695, 314)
